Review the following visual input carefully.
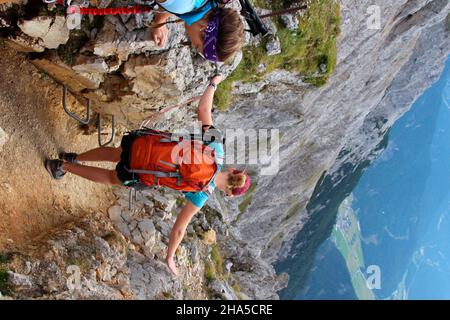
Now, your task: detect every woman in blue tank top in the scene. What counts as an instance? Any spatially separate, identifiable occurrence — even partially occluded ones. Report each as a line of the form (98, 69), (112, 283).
(151, 0), (244, 62)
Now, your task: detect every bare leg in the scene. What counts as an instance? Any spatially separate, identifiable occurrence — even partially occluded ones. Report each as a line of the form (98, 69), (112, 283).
(76, 147), (122, 163)
(62, 163), (122, 186)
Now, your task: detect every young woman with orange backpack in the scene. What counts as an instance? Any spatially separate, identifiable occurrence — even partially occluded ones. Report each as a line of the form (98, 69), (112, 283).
(44, 74), (251, 275)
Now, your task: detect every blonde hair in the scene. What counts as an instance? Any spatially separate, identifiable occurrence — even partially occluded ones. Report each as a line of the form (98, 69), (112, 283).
(227, 171), (246, 190)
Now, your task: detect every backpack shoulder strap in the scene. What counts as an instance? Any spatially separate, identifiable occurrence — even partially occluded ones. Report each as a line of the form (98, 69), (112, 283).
(196, 125), (225, 146)
(201, 163), (222, 193)
(131, 127), (171, 137)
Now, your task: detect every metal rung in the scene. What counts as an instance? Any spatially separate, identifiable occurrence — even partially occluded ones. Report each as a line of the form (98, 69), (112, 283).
(97, 113), (115, 147)
(62, 85), (91, 125)
(128, 188), (137, 211)
(128, 188), (133, 210)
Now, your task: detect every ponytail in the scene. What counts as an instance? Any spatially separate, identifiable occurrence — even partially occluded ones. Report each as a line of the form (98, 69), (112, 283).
(227, 169), (251, 196)
(228, 172), (246, 189)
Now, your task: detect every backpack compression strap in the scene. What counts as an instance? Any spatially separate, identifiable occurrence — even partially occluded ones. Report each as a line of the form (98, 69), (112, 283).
(125, 167), (183, 186)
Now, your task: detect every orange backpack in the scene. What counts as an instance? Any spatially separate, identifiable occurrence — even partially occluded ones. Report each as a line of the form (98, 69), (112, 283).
(127, 129), (223, 193)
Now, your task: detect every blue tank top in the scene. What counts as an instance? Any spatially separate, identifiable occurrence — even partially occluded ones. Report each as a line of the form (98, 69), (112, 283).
(158, 0), (196, 15)
(159, 0), (218, 26)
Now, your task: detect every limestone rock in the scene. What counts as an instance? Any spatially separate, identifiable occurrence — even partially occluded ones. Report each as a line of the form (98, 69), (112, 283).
(207, 279), (240, 300)
(264, 70), (308, 87)
(190, 245), (199, 264)
(265, 34), (282, 56)
(145, 190), (177, 213)
(18, 16), (52, 39)
(0, 127), (8, 152)
(131, 227), (144, 245)
(123, 54), (176, 99)
(30, 53), (102, 92)
(201, 230), (216, 246)
(40, 16), (70, 49)
(155, 220), (171, 239)
(108, 205), (122, 222)
(72, 56), (110, 74)
(232, 81), (266, 95)
(0, 0), (27, 4)
(281, 14), (299, 31)
(93, 18), (185, 62)
(257, 63), (266, 73)
(0, 292), (13, 300)
(6, 35), (44, 53)
(18, 16), (69, 49)
(7, 272), (33, 292)
(108, 205), (131, 238)
(0, 16), (9, 28)
(138, 219), (156, 248)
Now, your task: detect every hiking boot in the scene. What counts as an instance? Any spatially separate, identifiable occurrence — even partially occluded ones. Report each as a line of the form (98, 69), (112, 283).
(45, 159), (66, 180)
(59, 152), (80, 164)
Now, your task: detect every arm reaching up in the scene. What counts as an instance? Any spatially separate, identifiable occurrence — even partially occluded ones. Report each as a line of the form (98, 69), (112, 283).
(166, 202), (201, 276)
(198, 74), (223, 126)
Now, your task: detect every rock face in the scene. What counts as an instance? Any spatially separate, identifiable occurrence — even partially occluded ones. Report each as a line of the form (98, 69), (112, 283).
(0, 194), (200, 300)
(1, 187), (279, 300)
(6, 4), (242, 128)
(4, 212), (130, 299)
(215, 0), (450, 265)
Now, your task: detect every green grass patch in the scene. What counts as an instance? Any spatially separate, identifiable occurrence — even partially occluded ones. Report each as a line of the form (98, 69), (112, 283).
(103, 231), (128, 253)
(67, 258), (90, 274)
(0, 252), (11, 264)
(211, 245), (224, 277)
(237, 181), (258, 215)
(231, 281), (247, 300)
(252, 0), (267, 7)
(282, 201), (303, 222)
(333, 228), (350, 259)
(176, 197), (187, 207)
(231, 282), (241, 294)
(237, 196), (253, 216)
(0, 268), (11, 296)
(235, 182), (258, 222)
(215, 0), (341, 110)
(204, 244), (226, 283)
(0, 252), (11, 295)
(204, 261), (216, 282)
(446, 13), (450, 31)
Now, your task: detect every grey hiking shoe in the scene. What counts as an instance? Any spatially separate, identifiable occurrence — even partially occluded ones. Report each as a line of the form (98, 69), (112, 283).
(59, 152), (80, 164)
(45, 159), (66, 180)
